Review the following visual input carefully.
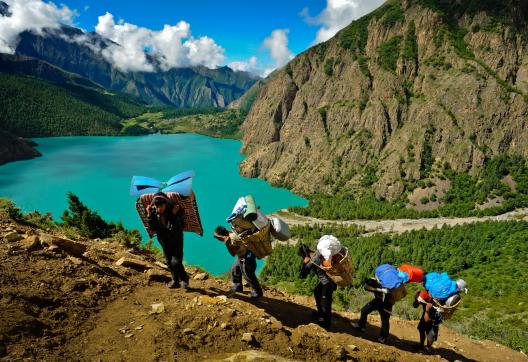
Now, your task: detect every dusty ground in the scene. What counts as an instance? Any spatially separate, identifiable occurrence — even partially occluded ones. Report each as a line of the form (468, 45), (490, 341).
(1, 216), (527, 362)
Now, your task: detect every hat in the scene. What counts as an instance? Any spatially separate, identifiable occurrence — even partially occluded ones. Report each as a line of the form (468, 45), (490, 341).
(456, 279), (468, 293)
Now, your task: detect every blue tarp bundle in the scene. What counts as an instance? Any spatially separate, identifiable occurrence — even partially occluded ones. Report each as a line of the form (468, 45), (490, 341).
(425, 272), (458, 300)
(130, 170), (195, 197)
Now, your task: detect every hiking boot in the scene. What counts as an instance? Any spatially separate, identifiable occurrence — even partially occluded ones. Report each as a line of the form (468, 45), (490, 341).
(350, 321), (365, 332)
(317, 317), (331, 330)
(249, 291), (263, 299)
(167, 280), (179, 289)
(377, 336), (387, 344)
(229, 284), (243, 292)
(423, 346), (432, 354)
(180, 281), (189, 290)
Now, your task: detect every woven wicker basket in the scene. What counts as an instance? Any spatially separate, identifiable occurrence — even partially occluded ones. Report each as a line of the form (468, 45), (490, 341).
(136, 192), (203, 237)
(233, 223), (272, 259)
(321, 247), (355, 287)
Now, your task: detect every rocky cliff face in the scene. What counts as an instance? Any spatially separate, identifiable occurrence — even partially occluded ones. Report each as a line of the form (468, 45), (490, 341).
(0, 130), (41, 165)
(241, 0), (528, 198)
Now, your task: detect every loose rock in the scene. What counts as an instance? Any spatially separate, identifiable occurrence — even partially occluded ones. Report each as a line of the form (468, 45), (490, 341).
(150, 303), (165, 314)
(347, 344), (359, 352)
(51, 237), (87, 256)
(4, 231), (21, 242)
(115, 257), (153, 271)
(193, 272), (208, 281)
(20, 235), (41, 251)
(241, 332), (255, 344)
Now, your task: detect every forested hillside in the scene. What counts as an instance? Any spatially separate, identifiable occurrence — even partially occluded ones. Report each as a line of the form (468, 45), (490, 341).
(290, 154), (528, 219)
(0, 73), (145, 137)
(262, 221), (528, 351)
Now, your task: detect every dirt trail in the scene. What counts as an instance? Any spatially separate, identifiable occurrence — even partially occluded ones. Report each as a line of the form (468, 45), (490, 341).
(1, 216), (526, 361)
(274, 209), (528, 235)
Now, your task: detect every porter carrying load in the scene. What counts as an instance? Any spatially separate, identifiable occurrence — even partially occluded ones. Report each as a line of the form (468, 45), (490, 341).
(131, 172), (203, 237)
(424, 273), (468, 319)
(226, 195), (291, 258)
(316, 235), (354, 287)
(370, 264), (408, 302)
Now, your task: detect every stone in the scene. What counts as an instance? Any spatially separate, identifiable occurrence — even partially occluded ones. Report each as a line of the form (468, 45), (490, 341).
(67, 256), (83, 265)
(334, 345), (347, 359)
(183, 328), (193, 335)
(347, 344), (359, 352)
(115, 257), (153, 271)
(124, 333), (134, 338)
(150, 303), (165, 314)
(20, 235), (41, 251)
(220, 322), (229, 330)
(241, 332), (255, 344)
(4, 231), (21, 242)
(199, 295), (228, 305)
(146, 269), (171, 283)
(193, 272), (209, 280)
(50, 237), (87, 256)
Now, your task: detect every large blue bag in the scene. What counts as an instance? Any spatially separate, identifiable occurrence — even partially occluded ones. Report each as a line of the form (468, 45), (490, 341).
(425, 272), (458, 300)
(375, 264), (403, 289)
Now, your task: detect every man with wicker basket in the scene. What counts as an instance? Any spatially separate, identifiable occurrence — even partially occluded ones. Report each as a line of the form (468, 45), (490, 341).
(214, 226), (263, 299)
(297, 244), (337, 330)
(147, 193), (189, 289)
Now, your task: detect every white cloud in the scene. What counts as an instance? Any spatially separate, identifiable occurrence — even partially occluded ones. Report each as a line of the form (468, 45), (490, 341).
(263, 29), (294, 68)
(228, 56), (257, 73)
(0, 0), (76, 54)
(302, 0), (385, 44)
(95, 12), (225, 72)
(228, 29), (294, 78)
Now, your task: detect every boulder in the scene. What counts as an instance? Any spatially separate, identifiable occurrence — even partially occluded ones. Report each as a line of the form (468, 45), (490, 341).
(347, 344), (359, 352)
(20, 235), (41, 251)
(193, 272), (209, 281)
(115, 257), (152, 271)
(4, 231), (21, 242)
(50, 237), (87, 256)
(150, 303), (165, 314)
(241, 332), (255, 344)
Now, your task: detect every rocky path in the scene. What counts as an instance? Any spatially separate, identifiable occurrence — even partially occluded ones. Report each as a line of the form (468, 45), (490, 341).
(1, 216), (527, 361)
(274, 209), (528, 235)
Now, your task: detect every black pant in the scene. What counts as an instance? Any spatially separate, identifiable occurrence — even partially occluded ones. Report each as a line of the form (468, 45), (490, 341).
(159, 229), (188, 284)
(358, 297), (393, 338)
(418, 312), (439, 345)
(231, 255), (262, 294)
(314, 282), (335, 328)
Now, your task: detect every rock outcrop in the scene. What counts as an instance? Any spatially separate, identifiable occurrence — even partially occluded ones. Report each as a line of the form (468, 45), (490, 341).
(241, 0), (528, 198)
(0, 130), (41, 165)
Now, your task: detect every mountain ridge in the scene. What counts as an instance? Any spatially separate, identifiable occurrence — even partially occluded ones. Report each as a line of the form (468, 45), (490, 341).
(0, 1), (257, 108)
(240, 0), (528, 200)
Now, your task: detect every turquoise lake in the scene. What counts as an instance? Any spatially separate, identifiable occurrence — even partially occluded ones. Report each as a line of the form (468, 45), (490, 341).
(0, 134), (306, 275)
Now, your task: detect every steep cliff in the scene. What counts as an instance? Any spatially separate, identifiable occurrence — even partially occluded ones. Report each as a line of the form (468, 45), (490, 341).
(241, 0), (528, 198)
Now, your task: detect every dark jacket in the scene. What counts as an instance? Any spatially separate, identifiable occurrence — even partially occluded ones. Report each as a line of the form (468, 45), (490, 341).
(300, 252), (334, 286)
(147, 206), (184, 245)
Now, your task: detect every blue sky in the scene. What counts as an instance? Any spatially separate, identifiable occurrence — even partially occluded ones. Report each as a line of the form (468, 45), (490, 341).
(65, 0), (326, 63)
